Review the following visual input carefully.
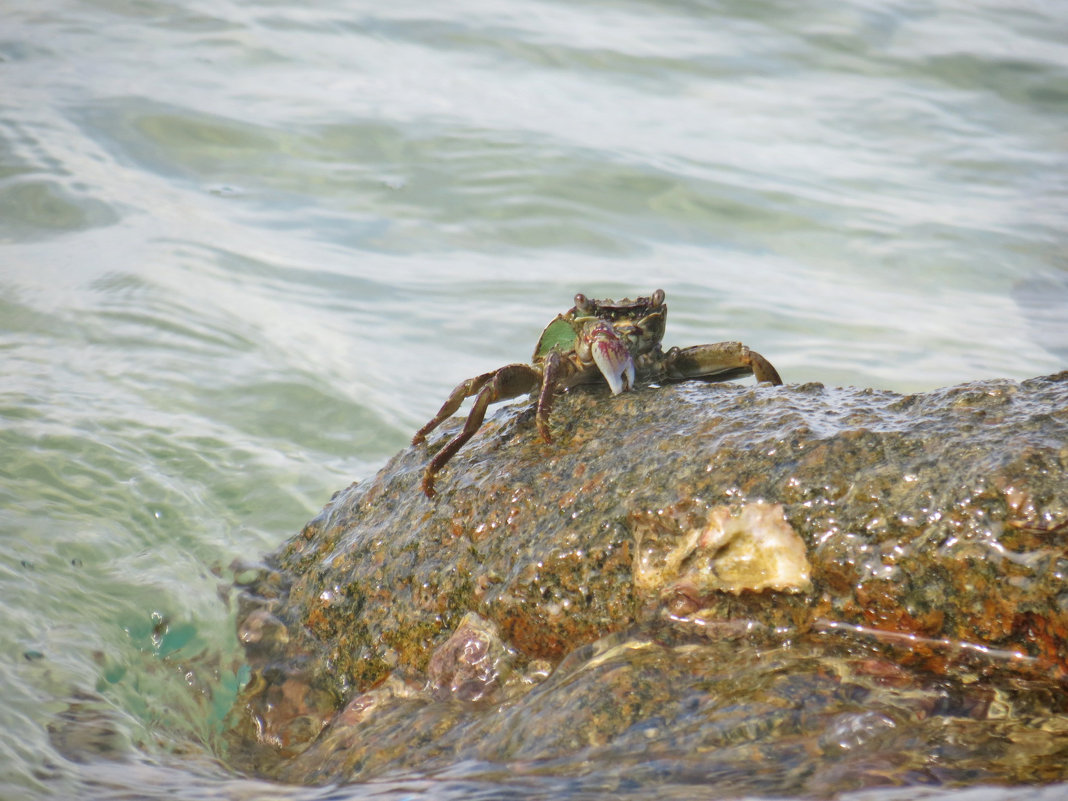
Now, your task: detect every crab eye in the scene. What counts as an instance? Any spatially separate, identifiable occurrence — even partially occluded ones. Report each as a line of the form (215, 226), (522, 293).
(652, 289), (665, 306)
(574, 293), (590, 312)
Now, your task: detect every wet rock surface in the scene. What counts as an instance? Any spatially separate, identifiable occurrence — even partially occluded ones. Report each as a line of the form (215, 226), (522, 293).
(226, 372), (1068, 794)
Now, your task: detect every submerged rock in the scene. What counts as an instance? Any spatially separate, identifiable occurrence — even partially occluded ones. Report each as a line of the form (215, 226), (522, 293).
(226, 372), (1068, 794)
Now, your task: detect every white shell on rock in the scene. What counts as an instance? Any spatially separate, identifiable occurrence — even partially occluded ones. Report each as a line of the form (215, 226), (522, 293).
(634, 502), (812, 597)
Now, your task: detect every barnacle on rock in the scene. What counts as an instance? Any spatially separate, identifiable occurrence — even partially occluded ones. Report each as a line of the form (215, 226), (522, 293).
(633, 502), (812, 599)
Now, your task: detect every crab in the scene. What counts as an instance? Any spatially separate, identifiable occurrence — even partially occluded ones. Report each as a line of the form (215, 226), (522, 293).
(412, 289), (783, 497)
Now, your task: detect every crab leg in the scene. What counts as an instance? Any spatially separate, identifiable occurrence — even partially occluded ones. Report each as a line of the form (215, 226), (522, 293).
(419, 363), (542, 498)
(658, 342), (783, 386)
(412, 372), (496, 446)
(533, 350), (576, 443)
(747, 350), (784, 385)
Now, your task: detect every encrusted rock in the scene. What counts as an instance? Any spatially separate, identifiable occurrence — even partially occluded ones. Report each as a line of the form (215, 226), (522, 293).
(226, 372), (1068, 792)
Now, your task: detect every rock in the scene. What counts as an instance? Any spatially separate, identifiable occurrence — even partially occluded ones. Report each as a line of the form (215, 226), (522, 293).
(225, 372), (1068, 793)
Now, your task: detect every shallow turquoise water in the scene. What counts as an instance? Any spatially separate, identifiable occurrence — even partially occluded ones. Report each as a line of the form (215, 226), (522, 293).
(1, 0), (1065, 798)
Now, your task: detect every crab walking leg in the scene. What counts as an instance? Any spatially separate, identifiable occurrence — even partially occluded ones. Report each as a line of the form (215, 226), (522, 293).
(412, 372), (496, 445)
(534, 350), (569, 443)
(660, 342), (784, 386)
(421, 363), (542, 497)
(747, 349), (784, 385)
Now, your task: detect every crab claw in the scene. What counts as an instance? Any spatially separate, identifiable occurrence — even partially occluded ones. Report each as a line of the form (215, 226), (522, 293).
(585, 321), (636, 395)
